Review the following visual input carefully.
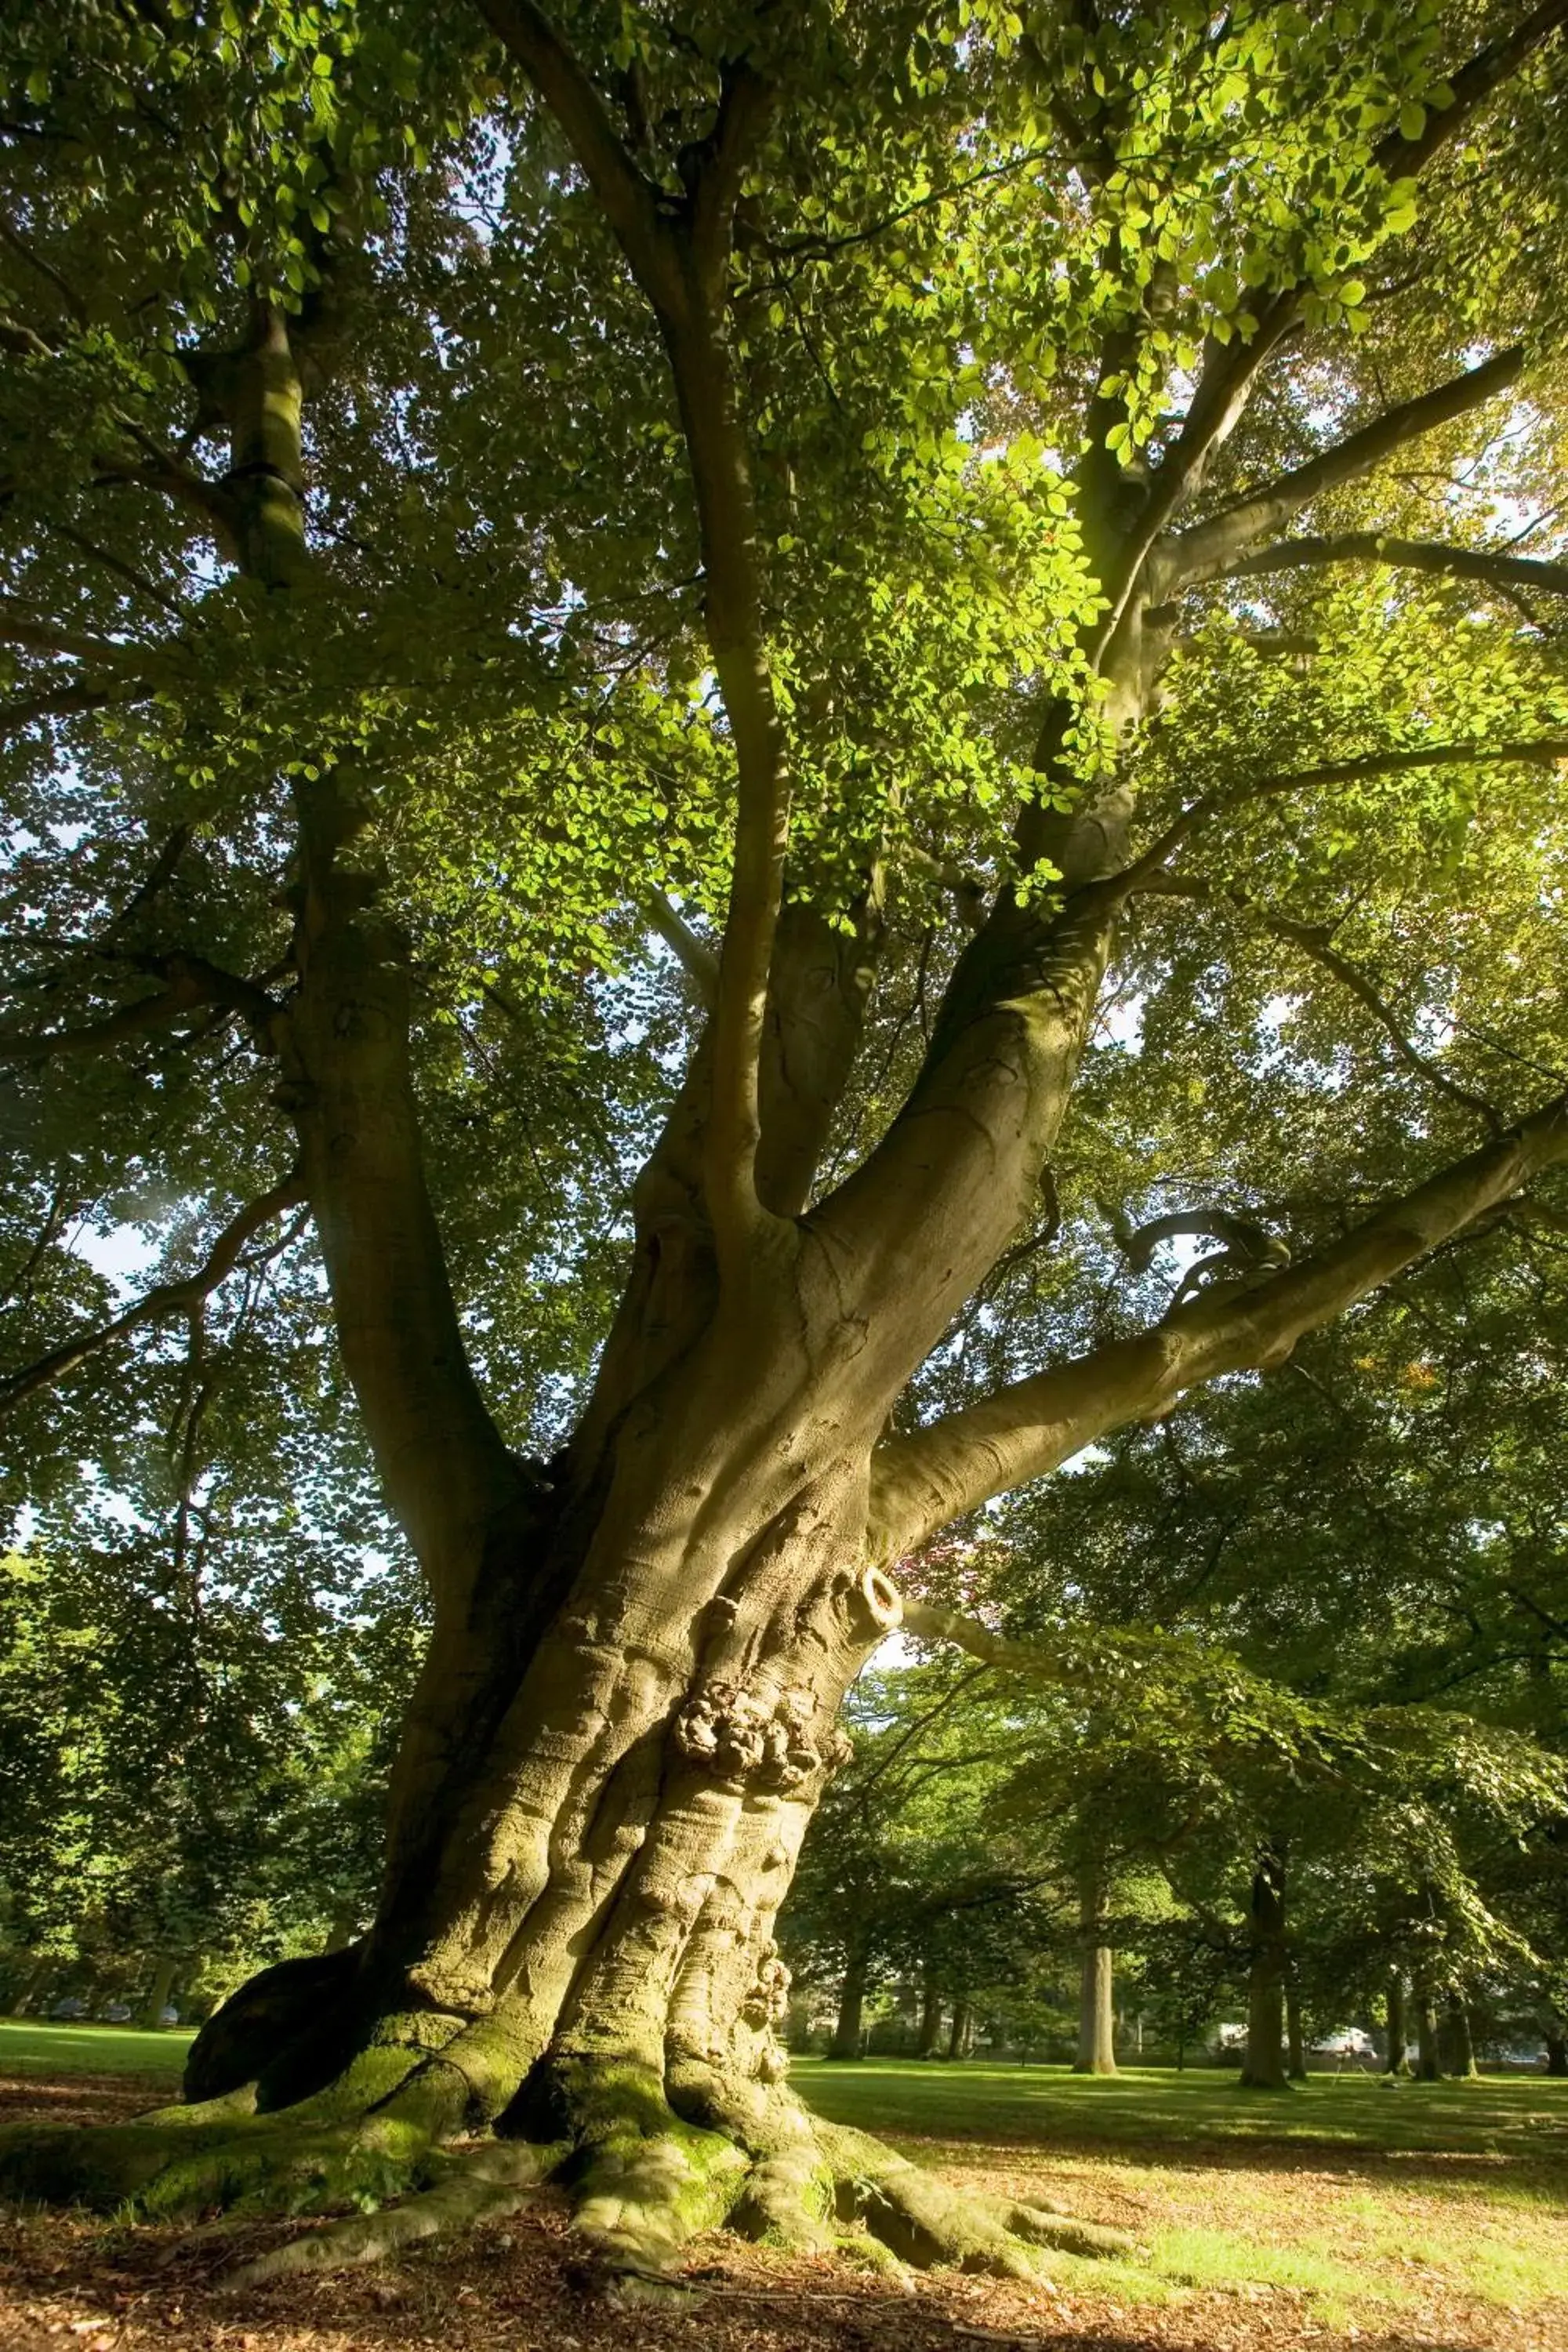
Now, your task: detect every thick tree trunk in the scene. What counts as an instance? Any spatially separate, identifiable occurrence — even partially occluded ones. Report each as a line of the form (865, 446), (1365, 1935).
(1414, 1991), (1442, 2082)
(136, 1957), (177, 2031)
(1073, 1867), (1116, 2075)
(1385, 1976), (1410, 2076)
(828, 1945), (869, 2063)
(946, 1998), (975, 2060)
(1545, 2031), (1568, 2078)
(1238, 1847), (1288, 2090)
(1286, 1980), (1308, 2082)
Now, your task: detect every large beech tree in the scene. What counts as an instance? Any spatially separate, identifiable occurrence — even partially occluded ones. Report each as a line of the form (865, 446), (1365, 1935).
(5, 0), (1568, 2289)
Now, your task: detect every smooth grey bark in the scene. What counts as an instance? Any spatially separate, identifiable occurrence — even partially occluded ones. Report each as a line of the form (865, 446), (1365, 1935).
(1074, 1947), (1116, 2074)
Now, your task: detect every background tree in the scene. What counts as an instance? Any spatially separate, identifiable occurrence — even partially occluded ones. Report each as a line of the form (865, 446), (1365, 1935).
(3, 0), (1568, 2295)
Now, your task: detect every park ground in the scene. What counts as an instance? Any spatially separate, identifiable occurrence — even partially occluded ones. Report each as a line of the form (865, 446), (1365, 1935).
(1, 2026), (1565, 2352)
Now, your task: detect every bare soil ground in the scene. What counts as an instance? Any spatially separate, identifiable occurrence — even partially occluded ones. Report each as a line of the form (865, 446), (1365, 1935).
(2, 2061), (1563, 2352)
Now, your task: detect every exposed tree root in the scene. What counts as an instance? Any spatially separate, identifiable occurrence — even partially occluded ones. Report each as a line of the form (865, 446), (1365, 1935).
(0, 2045), (1133, 2298)
(817, 2119), (1134, 2273)
(221, 2140), (553, 2288)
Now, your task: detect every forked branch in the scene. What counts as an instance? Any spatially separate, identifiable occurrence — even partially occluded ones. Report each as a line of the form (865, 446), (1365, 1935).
(1142, 877), (1505, 1130)
(1102, 735), (1568, 902)
(0, 953), (279, 1063)
(0, 1168), (307, 1417)
(866, 1089), (1568, 1563)
(1161, 347), (1526, 590)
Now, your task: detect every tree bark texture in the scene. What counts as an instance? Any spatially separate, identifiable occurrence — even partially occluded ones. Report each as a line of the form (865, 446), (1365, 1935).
(1239, 1848), (1289, 2090)
(1415, 1991), (1443, 2082)
(10, 7), (1568, 2292)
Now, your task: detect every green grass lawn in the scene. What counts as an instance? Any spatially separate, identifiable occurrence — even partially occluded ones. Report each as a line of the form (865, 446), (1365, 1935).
(794, 2053), (1568, 2161)
(796, 2060), (1568, 2329)
(5, 2029), (1566, 2333)
(0, 2018), (194, 2079)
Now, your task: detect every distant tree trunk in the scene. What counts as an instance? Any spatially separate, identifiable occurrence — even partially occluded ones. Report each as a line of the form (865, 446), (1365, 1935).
(136, 1956), (178, 2031)
(917, 1963), (943, 2058)
(1441, 1994), (1478, 2079)
(1073, 1866), (1116, 2075)
(827, 1944), (869, 2061)
(1286, 1980), (1308, 2081)
(4, 1955), (51, 2017)
(1384, 1976), (1410, 2076)
(946, 1998), (974, 2060)
(1545, 2031), (1568, 2078)
(1414, 1990), (1441, 2082)
(1239, 1846), (1289, 2090)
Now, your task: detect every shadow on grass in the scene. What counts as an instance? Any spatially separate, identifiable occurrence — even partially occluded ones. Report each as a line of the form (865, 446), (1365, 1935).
(0, 2071), (178, 2130)
(793, 2060), (1568, 2194)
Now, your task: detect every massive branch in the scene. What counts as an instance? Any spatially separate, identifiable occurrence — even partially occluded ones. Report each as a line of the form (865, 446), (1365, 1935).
(283, 775), (522, 1599)
(1084, 0), (1568, 649)
(866, 1090), (1568, 1564)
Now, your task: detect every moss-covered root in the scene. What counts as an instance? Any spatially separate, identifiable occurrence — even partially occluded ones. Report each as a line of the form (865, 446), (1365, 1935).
(547, 2060), (749, 2291)
(0, 2071), (447, 2237)
(221, 2142), (551, 2289)
(817, 2119), (1134, 2278)
(669, 2067), (835, 2256)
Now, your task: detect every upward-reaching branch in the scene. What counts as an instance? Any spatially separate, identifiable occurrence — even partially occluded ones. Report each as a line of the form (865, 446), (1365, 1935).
(1081, 0), (1568, 656)
(1375, 0), (1568, 176)
(866, 1089), (1568, 1564)
(481, 0), (785, 1272)
(474, 0), (676, 300)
